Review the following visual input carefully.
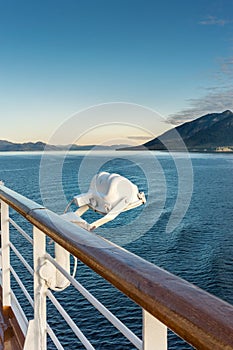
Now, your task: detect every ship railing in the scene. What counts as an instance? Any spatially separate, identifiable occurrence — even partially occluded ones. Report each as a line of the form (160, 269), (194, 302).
(0, 184), (233, 350)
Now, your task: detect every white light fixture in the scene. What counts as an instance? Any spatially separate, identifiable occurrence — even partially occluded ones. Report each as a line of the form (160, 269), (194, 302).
(52, 172), (146, 291)
(61, 172), (146, 230)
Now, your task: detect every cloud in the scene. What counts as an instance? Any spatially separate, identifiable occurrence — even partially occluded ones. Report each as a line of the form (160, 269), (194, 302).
(127, 135), (151, 140)
(168, 88), (233, 125)
(168, 54), (233, 125)
(220, 57), (233, 76)
(199, 15), (231, 26)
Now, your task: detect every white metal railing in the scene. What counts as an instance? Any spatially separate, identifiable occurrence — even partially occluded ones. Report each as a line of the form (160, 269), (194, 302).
(0, 205), (144, 349)
(0, 198), (160, 350)
(1, 185), (233, 350)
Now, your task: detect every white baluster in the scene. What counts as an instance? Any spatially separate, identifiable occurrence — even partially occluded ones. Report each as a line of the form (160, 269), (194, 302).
(1, 200), (11, 307)
(143, 310), (167, 350)
(33, 226), (47, 350)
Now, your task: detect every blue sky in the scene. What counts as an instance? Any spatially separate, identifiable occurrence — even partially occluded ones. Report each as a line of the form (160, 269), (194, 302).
(0, 0), (233, 144)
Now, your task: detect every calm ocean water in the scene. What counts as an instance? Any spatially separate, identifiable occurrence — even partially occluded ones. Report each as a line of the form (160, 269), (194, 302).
(0, 151), (232, 349)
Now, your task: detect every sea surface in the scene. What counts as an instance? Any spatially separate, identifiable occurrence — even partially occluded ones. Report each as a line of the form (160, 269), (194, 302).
(0, 150), (232, 349)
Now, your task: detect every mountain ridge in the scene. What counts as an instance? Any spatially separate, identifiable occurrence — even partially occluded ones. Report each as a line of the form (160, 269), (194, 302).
(0, 140), (129, 152)
(122, 110), (233, 152)
(1, 110), (233, 152)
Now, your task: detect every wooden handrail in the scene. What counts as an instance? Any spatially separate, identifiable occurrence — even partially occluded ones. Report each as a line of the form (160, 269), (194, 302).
(1, 184), (233, 350)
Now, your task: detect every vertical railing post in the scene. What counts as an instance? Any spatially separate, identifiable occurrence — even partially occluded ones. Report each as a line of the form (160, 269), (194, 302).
(1, 200), (11, 307)
(143, 310), (167, 350)
(33, 226), (47, 350)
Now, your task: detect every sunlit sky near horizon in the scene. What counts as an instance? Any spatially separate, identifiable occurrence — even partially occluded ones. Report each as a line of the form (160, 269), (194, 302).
(0, 0), (233, 145)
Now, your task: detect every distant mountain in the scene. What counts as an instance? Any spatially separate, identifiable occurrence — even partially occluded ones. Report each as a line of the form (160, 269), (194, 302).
(0, 140), (53, 151)
(3, 110), (233, 152)
(0, 140), (130, 152)
(121, 110), (233, 152)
